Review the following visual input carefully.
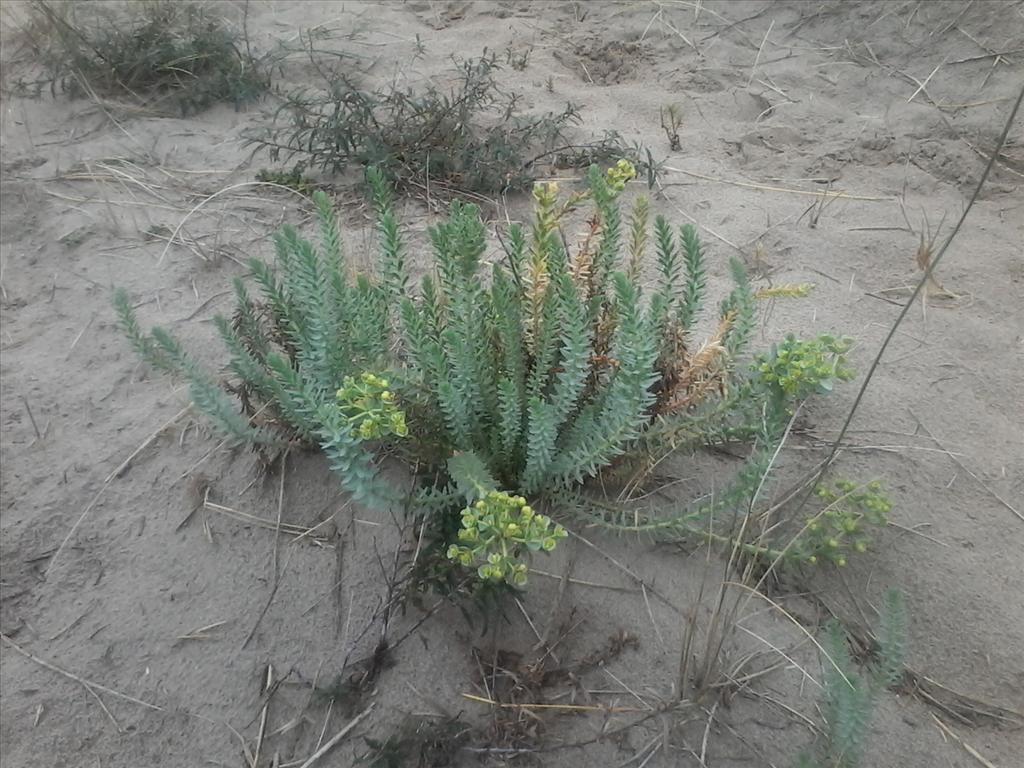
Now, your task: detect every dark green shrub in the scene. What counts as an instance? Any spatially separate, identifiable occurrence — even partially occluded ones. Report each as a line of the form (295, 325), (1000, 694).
(247, 51), (654, 195)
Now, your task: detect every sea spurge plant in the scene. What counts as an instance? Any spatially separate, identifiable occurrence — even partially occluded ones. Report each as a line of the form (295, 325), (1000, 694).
(115, 160), (860, 591)
(791, 479), (891, 566)
(398, 160), (758, 501)
(113, 187), (398, 504)
(797, 590), (907, 768)
(442, 452), (567, 586)
(605, 158), (637, 193)
(757, 334), (855, 400)
(447, 491), (567, 586)
(584, 331), (859, 561)
(336, 372), (408, 440)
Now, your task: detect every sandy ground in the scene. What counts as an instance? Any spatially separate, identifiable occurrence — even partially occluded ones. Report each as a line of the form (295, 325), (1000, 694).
(1, 1), (1022, 766)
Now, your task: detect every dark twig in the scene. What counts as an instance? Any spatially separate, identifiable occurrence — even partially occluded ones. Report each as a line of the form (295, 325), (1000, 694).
(21, 396), (42, 440)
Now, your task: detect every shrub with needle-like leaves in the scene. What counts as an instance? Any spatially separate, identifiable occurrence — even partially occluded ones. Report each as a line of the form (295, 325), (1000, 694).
(247, 51), (655, 196)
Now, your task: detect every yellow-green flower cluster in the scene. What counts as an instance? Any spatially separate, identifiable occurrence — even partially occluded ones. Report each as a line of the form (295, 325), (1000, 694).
(605, 159), (636, 193)
(336, 372), (408, 440)
(530, 180), (561, 253)
(754, 282), (814, 299)
(529, 160), (635, 225)
(756, 334), (855, 400)
(446, 490), (567, 587)
(794, 479), (891, 566)
(532, 179), (559, 208)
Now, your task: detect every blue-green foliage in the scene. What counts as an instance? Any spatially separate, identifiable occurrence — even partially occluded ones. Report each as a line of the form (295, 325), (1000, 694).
(395, 167), (754, 498)
(678, 223), (706, 337)
(798, 589), (908, 768)
(823, 622), (874, 766)
(113, 183), (398, 504)
(721, 256), (756, 357)
(115, 163), (826, 515)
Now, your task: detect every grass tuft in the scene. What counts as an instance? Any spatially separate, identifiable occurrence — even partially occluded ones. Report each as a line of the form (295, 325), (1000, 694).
(21, 0), (273, 114)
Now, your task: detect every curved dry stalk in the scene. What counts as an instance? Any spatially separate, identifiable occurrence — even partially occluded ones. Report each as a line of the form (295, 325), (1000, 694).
(157, 181), (314, 265)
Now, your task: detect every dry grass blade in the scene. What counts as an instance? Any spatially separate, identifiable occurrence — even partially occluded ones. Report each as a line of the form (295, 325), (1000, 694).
(734, 625), (820, 689)
(931, 714), (997, 768)
(252, 664), (274, 768)
(296, 703), (376, 768)
(911, 411), (1023, 524)
(106, 405), (192, 482)
(20, 396), (42, 440)
(202, 499), (332, 540)
(46, 405), (192, 578)
(1, 633), (164, 713)
(568, 530), (683, 614)
(243, 542), (298, 649)
(683, 409), (802, 699)
(157, 182), (313, 265)
(746, 19), (774, 87)
(721, 584), (855, 689)
(462, 693), (646, 713)
(909, 209), (958, 304)
(176, 620), (229, 642)
(664, 166), (895, 201)
(527, 568), (639, 593)
(907, 57), (947, 103)
(912, 674), (1024, 728)
(272, 451), (290, 580)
